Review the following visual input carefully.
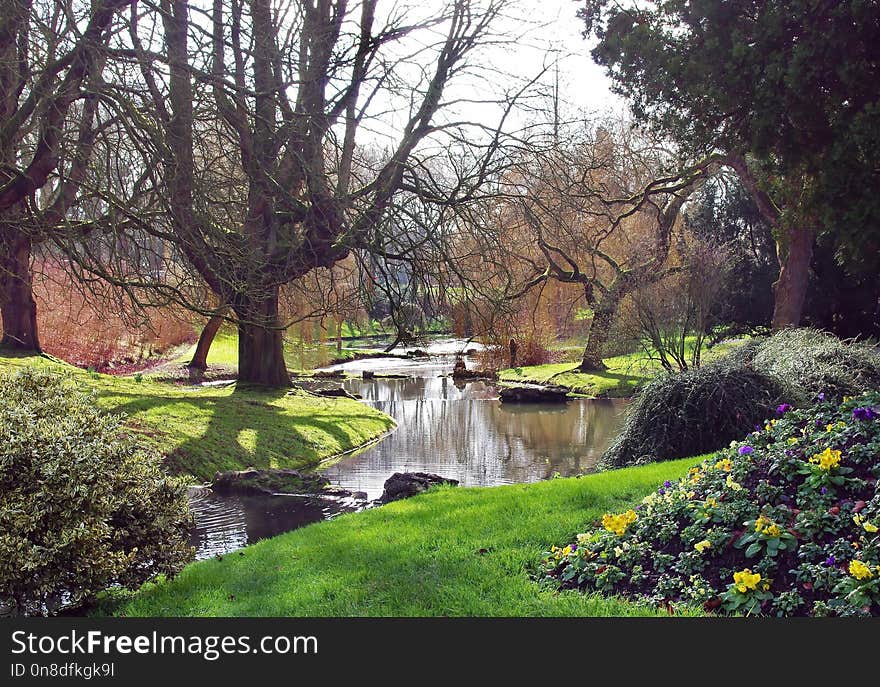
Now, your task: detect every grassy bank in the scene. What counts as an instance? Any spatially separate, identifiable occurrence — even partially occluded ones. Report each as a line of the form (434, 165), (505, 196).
(0, 351), (395, 481)
(500, 340), (747, 397)
(167, 328), (381, 375)
(97, 456), (702, 617)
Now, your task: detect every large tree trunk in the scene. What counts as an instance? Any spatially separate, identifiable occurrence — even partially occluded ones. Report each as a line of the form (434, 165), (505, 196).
(234, 288), (289, 387)
(579, 290), (623, 372)
(0, 233), (40, 351)
(188, 305), (227, 370)
(771, 226), (814, 329)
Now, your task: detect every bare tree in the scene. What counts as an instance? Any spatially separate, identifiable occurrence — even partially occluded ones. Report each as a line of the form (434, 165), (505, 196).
(79, 0), (528, 386)
(0, 0), (132, 350)
(499, 121), (720, 371)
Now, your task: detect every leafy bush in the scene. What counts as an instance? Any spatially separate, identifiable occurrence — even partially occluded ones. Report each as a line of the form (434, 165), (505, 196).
(0, 368), (193, 616)
(543, 393), (880, 616)
(752, 328), (880, 404)
(603, 329), (880, 468)
(601, 344), (786, 468)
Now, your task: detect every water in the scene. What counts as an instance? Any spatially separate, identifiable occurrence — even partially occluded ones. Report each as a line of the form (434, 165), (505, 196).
(188, 338), (626, 558)
(188, 488), (365, 560)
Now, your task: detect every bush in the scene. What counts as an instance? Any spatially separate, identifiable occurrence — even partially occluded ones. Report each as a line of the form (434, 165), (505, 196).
(752, 328), (880, 404)
(601, 344), (786, 468)
(543, 393), (880, 616)
(0, 369), (193, 616)
(603, 329), (880, 469)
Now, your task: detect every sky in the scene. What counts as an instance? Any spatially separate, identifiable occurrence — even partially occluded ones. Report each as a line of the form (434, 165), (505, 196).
(363, 0), (627, 149)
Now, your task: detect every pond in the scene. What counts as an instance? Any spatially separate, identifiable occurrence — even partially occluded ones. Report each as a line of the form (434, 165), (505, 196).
(188, 339), (626, 559)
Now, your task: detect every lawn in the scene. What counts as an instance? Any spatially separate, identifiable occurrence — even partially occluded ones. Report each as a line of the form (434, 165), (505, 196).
(168, 328), (382, 374)
(96, 456), (704, 617)
(0, 351), (395, 481)
(500, 339), (747, 397)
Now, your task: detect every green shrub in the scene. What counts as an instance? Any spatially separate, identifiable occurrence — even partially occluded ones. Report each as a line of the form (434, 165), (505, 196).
(601, 345), (786, 468)
(0, 368), (193, 616)
(543, 393), (880, 616)
(752, 328), (880, 404)
(603, 329), (880, 469)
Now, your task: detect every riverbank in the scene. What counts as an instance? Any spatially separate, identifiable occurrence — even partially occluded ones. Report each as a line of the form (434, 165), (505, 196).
(95, 456), (705, 617)
(499, 339), (748, 397)
(0, 351), (395, 481)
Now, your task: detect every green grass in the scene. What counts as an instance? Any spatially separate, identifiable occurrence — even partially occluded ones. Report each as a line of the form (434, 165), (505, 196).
(96, 457), (704, 617)
(170, 328), (381, 373)
(500, 339), (747, 397)
(0, 351), (395, 481)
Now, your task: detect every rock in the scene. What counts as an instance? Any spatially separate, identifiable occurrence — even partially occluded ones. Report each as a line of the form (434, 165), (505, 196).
(451, 357), (495, 380)
(406, 349), (430, 358)
(499, 384), (570, 404)
(212, 468), (330, 495)
(313, 370), (345, 379)
(379, 471), (459, 503)
(314, 385), (358, 399)
(363, 370), (375, 380)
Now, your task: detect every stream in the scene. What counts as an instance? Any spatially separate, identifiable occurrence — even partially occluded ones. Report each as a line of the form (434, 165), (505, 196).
(188, 338), (626, 559)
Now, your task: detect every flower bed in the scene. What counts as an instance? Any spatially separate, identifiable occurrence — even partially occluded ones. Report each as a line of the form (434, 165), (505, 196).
(542, 392), (880, 616)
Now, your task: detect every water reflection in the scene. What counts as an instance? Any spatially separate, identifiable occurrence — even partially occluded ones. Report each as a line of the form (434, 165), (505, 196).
(187, 487), (359, 560)
(321, 376), (626, 499)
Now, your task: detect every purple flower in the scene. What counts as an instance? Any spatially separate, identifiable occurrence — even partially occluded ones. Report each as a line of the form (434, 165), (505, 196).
(818, 392), (825, 401)
(570, 544), (577, 552)
(825, 555), (836, 567)
(738, 446), (754, 455)
(776, 403), (793, 415)
(852, 406), (878, 422)
(658, 488), (665, 495)
(820, 486), (828, 495)
(663, 480), (673, 488)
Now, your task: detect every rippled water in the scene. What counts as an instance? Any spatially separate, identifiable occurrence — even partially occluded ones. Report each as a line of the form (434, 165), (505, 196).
(188, 339), (626, 558)
(188, 487), (364, 560)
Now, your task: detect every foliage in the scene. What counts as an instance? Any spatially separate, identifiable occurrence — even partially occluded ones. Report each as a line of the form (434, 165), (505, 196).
(604, 330), (880, 467)
(0, 368), (193, 616)
(602, 344), (786, 467)
(579, 0), (880, 272)
(94, 457), (703, 617)
(544, 393), (880, 616)
(751, 329), (880, 405)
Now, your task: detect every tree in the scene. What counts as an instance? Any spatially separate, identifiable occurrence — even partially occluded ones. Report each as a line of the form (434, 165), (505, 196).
(0, 0), (131, 351)
(579, 0), (880, 329)
(102, 0), (522, 386)
(500, 122), (718, 371)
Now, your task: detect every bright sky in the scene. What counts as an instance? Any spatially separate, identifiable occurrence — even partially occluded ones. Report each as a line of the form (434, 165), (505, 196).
(361, 0), (626, 149)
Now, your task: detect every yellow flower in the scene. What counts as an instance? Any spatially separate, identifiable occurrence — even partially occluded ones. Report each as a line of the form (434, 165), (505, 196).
(787, 437), (799, 445)
(714, 458), (733, 472)
(849, 560), (875, 580)
(726, 476), (743, 491)
(705, 497), (718, 509)
(853, 514), (879, 533)
(601, 509), (637, 536)
(732, 568), (762, 593)
(809, 447), (842, 470)
(826, 423), (835, 432)
(755, 515), (782, 537)
(694, 539), (711, 553)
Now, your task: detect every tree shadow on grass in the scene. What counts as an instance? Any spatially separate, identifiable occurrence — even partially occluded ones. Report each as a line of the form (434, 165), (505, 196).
(101, 383), (388, 481)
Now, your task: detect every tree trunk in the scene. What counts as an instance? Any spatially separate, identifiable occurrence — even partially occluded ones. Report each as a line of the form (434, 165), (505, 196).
(234, 288), (290, 387)
(188, 305), (228, 370)
(771, 226), (814, 329)
(579, 298), (618, 372)
(0, 234), (40, 352)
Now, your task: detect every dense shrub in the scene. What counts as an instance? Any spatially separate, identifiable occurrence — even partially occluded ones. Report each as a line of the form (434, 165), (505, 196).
(601, 344), (786, 468)
(752, 328), (880, 404)
(603, 330), (880, 469)
(543, 393), (880, 616)
(0, 369), (193, 616)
